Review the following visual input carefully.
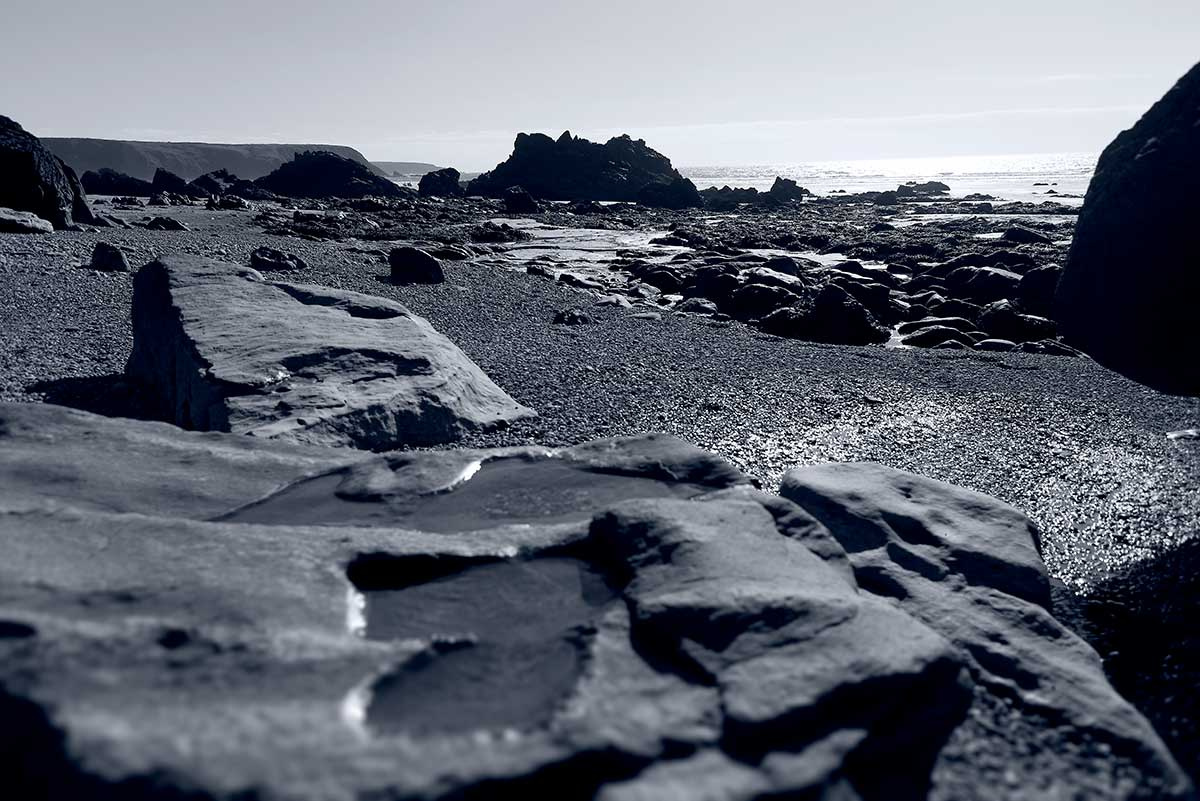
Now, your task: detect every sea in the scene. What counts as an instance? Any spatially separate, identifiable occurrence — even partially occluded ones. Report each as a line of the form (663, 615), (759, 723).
(678, 152), (1097, 205)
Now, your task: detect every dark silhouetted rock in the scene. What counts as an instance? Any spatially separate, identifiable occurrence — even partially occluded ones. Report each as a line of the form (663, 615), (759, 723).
(502, 186), (540, 214)
(978, 300), (1056, 343)
(901, 325), (976, 348)
(389, 247), (445, 284)
(468, 131), (693, 203)
(418, 167), (463, 197)
(151, 167), (206, 199)
(0, 207), (54, 233)
(89, 242), (130, 272)
(469, 221), (530, 243)
(255, 151), (406, 199)
(635, 177), (703, 209)
(249, 246), (307, 272)
(81, 167), (154, 196)
(0, 115), (95, 229)
(1018, 263), (1062, 318)
(760, 284), (889, 345)
(1056, 61), (1200, 393)
(896, 181), (950, 197)
(1002, 225), (1053, 245)
(767, 176), (810, 202)
(944, 265), (1021, 304)
(126, 256), (532, 448)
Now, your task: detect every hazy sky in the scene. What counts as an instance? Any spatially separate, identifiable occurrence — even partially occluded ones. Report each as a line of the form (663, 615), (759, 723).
(2, 1), (1197, 169)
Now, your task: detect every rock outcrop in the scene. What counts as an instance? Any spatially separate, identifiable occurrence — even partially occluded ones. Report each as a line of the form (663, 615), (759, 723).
(255, 151), (406, 199)
(80, 167), (154, 196)
(0, 404), (1190, 801)
(0, 207), (54, 233)
(125, 255), (533, 449)
(417, 167), (464, 197)
(0, 115), (95, 229)
(1055, 61), (1200, 394)
(467, 131), (697, 204)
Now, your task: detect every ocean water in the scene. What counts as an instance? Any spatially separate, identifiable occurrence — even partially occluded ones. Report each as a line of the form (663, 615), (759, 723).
(679, 152), (1097, 204)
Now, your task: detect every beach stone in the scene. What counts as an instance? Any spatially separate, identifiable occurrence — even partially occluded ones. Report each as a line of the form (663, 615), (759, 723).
(89, 242), (130, 272)
(1056, 61), (1200, 393)
(0, 115), (95, 229)
(1018, 263), (1062, 318)
(634, 176), (704, 210)
(250, 246), (307, 272)
(145, 216), (189, 231)
(125, 255), (533, 449)
(901, 325), (975, 349)
(1, 403), (1188, 800)
(388, 246), (445, 284)
(0, 207), (54, 234)
(502, 185), (541, 214)
(553, 307), (595, 325)
(255, 150), (405, 199)
(896, 316), (976, 335)
(418, 167), (463, 197)
(675, 297), (719, 315)
(727, 282), (801, 321)
(944, 265), (1021, 304)
(1002, 224), (1053, 245)
(760, 284), (889, 345)
(978, 299), (1056, 343)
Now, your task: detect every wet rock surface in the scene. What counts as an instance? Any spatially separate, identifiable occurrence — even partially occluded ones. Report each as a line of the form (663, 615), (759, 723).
(126, 255), (534, 449)
(0, 403), (1191, 800)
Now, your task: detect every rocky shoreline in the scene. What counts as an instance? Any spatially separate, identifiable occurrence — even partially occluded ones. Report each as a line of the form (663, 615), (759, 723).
(2, 65), (1199, 799)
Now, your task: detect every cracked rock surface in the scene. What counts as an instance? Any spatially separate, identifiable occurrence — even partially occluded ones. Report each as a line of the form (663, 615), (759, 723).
(0, 402), (1190, 800)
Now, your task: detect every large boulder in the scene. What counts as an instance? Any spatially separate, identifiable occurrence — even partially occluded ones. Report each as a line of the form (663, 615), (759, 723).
(256, 150), (406, 199)
(0, 207), (54, 233)
(467, 130), (693, 202)
(0, 115), (95, 228)
(760, 284), (890, 345)
(80, 167), (154, 196)
(767, 176), (810, 202)
(0, 404), (1190, 800)
(388, 246), (445, 284)
(1056, 61), (1200, 394)
(634, 176), (703, 210)
(151, 166), (207, 199)
(125, 255), (533, 449)
(418, 167), (463, 197)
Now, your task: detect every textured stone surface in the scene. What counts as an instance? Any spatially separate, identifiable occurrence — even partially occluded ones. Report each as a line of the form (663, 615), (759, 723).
(125, 255), (534, 449)
(0, 403), (1190, 800)
(1056, 60), (1200, 394)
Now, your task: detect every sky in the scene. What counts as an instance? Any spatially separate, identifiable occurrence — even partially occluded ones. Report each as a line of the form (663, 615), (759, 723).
(2, 1), (1198, 170)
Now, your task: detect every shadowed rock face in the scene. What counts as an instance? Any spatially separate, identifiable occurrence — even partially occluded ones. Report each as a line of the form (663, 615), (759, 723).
(0, 115), (95, 229)
(467, 131), (701, 207)
(0, 404), (1190, 801)
(1055, 61), (1200, 394)
(125, 255), (534, 450)
(255, 150), (406, 199)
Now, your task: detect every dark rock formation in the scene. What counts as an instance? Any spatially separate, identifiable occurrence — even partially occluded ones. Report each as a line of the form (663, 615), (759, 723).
(1003, 224), (1053, 245)
(467, 131), (693, 202)
(768, 176), (811, 202)
(634, 176), (703, 209)
(0, 404), (1190, 800)
(144, 216), (188, 231)
(0, 207), (54, 233)
(761, 284), (889, 345)
(388, 246), (445, 284)
(502, 185), (541, 214)
(125, 255), (533, 449)
(151, 167), (206, 199)
(89, 242), (130, 272)
(418, 167), (463, 197)
(80, 167), (154, 196)
(0, 115), (95, 229)
(249, 246), (307, 272)
(1056, 61), (1200, 394)
(255, 151), (406, 199)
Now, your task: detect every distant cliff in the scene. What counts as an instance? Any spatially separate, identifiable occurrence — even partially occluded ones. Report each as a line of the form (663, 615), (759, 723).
(43, 138), (385, 181)
(372, 161), (442, 177)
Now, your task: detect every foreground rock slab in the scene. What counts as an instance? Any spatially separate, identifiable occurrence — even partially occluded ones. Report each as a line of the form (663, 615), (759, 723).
(126, 255), (534, 449)
(1056, 60), (1200, 394)
(0, 403), (1190, 801)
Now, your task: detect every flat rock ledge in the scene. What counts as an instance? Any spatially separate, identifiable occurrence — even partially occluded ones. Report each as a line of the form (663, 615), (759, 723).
(0, 403), (1191, 801)
(125, 255), (534, 450)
